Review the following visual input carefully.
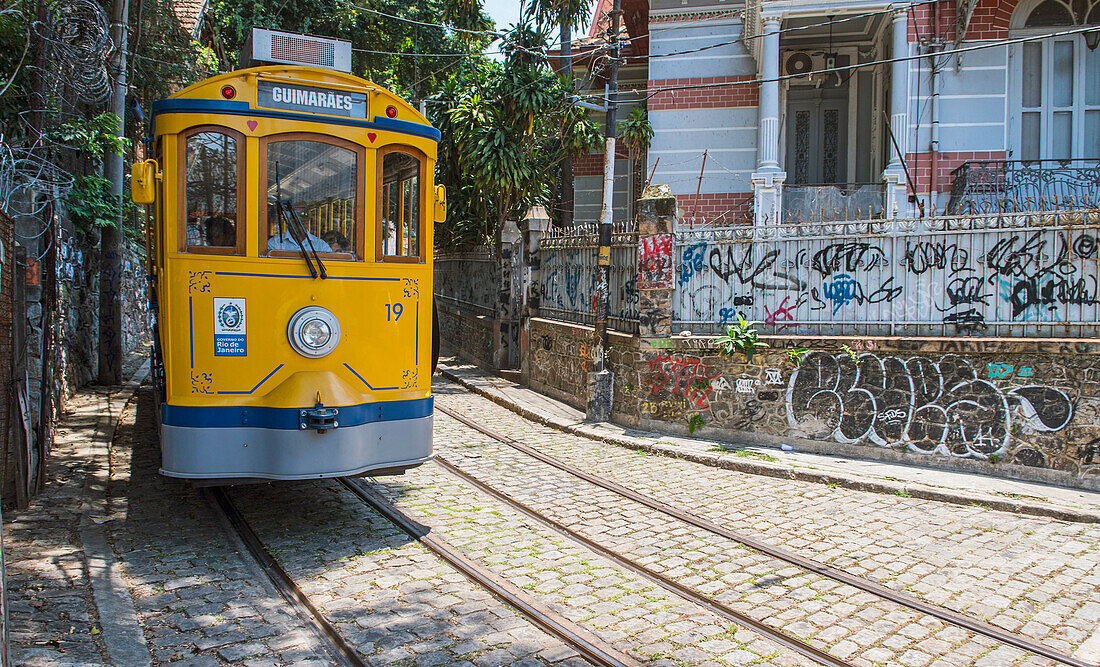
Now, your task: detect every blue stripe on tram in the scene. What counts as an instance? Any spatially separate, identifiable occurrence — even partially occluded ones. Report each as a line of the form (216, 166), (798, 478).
(162, 396), (433, 429)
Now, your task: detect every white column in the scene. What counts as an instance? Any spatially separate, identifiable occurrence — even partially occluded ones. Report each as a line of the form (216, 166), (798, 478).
(883, 7), (911, 218)
(887, 8), (909, 170)
(752, 15), (785, 226)
(757, 16), (782, 171)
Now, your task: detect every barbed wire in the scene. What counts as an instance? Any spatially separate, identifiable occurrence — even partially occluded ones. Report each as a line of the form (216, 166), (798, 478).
(34, 0), (113, 105)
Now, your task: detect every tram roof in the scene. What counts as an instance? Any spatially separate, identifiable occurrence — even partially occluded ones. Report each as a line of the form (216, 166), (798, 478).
(160, 65), (434, 137)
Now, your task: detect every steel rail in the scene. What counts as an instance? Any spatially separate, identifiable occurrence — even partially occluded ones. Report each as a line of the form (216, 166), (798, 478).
(433, 455), (854, 667)
(435, 403), (1093, 667)
(207, 488), (366, 667)
(338, 478), (642, 667)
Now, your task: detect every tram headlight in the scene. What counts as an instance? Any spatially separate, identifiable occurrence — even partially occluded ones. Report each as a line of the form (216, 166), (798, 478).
(288, 307), (341, 358)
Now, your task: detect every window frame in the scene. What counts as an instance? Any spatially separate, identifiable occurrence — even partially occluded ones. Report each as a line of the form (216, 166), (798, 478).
(1009, 0), (1100, 160)
(376, 144), (427, 264)
(258, 132), (367, 261)
(178, 125), (246, 255)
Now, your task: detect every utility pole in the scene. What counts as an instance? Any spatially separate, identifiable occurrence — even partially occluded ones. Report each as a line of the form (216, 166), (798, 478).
(587, 0), (620, 422)
(560, 12), (574, 228)
(100, 0), (128, 384)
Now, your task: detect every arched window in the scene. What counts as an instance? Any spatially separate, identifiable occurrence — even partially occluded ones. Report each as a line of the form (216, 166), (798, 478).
(181, 127), (243, 254)
(1014, 0), (1100, 160)
(377, 146), (424, 262)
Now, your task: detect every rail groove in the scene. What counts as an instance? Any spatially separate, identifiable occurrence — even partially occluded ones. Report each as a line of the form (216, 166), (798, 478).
(435, 403), (1091, 667)
(338, 478), (642, 667)
(207, 487), (366, 667)
(433, 455), (854, 667)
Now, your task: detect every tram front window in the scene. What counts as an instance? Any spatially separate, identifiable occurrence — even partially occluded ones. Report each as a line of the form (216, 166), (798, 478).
(184, 130), (240, 252)
(265, 139), (358, 257)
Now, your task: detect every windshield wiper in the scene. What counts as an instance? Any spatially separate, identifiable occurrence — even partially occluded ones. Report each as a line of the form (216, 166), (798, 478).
(274, 162), (327, 279)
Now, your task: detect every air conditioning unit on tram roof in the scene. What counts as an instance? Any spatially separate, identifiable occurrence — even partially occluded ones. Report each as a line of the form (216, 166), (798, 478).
(240, 28), (352, 73)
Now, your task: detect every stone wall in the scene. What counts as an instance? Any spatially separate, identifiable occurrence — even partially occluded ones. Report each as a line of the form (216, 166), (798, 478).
(437, 301), (495, 369)
(522, 317), (1100, 490)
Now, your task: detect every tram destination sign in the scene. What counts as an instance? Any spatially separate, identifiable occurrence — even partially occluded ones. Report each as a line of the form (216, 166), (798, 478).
(258, 81), (368, 119)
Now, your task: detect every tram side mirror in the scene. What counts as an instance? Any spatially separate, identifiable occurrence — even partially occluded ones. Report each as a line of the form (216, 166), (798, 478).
(434, 184), (447, 223)
(131, 160), (159, 204)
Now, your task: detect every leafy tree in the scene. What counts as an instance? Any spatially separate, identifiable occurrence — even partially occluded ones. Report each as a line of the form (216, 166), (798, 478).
(429, 23), (599, 250)
(208, 0), (493, 95)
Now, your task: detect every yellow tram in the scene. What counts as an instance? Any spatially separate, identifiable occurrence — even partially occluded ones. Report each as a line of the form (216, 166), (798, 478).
(132, 61), (443, 481)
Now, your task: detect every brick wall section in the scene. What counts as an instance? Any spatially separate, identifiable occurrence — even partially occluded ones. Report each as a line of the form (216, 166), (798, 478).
(648, 76), (758, 111)
(574, 149), (631, 177)
(676, 192), (754, 226)
(904, 150), (1009, 190)
(907, 0), (1016, 42)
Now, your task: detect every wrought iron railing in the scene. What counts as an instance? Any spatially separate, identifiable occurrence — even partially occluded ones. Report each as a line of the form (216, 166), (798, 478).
(538, 222), (639, 333)
(949, 159), (1100, 215)
(673, 214), (1100, 338)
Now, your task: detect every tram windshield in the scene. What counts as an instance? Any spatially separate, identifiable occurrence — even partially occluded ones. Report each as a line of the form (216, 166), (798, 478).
(265, 139), (358, 257)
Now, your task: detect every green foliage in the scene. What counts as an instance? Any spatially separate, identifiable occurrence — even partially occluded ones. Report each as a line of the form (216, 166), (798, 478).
(45, 113), (130, 160)
(687, 414), (705, 434)
(841, 344), (862, 365)
(209, 0), (492, 94)
(65, 176), (127, 232)
(715, 316), (769, 362)
(787, 347), (809, 366)
(523, 0), (592, 31)
(989, 453), (1001, 464)
(430, 23), (591, 251)
(618, 106), (653, 157)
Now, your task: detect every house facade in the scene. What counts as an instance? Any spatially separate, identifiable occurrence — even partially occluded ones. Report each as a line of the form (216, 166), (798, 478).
(572, 0), (1100, 225)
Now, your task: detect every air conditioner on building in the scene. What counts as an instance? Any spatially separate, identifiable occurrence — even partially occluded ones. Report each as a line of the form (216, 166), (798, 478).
(784, 51), (848, 86)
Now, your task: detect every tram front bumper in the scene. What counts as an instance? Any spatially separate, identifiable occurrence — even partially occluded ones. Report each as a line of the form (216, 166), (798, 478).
(159, 413), (433, 481)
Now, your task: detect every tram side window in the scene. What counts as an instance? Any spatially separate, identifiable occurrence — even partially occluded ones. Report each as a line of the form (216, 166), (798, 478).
(184, 131), (239, 251)
(266, 140), (358, 257)
(379, 150), (421, 260)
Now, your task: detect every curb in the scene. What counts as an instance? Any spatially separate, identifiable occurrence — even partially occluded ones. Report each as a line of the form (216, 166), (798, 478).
(80, 359), (153, 666)
(438, 367), (1100, 524)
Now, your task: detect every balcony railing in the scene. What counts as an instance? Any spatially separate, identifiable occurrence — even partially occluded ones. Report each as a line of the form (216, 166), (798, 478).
(949, 159), (1100, 215)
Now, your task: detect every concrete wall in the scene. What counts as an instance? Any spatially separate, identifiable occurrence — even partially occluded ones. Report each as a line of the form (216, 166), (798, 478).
(437, 301), (495, 369)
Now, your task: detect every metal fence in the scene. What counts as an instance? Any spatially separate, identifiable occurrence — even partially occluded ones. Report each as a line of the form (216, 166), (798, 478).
(539, 222), (639, 334)
(673, 211), (1100, 338)
(434, 248), (496, 316)
(949, 159), (1100, 215)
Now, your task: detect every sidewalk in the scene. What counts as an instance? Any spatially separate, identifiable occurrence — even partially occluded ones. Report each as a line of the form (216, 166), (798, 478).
(437, 359), (1100, 524)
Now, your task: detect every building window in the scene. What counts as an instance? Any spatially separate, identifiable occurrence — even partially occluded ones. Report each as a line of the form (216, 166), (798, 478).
(377, 147), (423, 262)
(263, 135), (362, 258)
(1016, 0), (1100, 160)
(182, 128), (242, 254)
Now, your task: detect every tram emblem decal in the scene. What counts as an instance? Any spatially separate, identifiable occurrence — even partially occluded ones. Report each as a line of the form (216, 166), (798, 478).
(214, 297), (247, 357)
(258, 81), (367, 119)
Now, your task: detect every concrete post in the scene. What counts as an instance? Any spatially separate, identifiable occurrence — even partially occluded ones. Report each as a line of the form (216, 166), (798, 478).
(636, 186), (677, 340)
(751, 16), (786, 226)
(883, 7), (911, 218)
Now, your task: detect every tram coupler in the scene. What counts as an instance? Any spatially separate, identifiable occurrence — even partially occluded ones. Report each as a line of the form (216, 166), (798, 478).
(300, 404), (339, 433)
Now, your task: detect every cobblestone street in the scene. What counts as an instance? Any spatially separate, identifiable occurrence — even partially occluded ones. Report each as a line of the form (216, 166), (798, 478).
(6, 362), (1100, 666)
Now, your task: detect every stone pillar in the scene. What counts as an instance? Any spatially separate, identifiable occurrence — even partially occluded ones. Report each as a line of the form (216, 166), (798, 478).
(636, 186), (677, 340)
(751, 16), (786, 226)
(520, 207), (548, 384)
(883, 7), (911, 218)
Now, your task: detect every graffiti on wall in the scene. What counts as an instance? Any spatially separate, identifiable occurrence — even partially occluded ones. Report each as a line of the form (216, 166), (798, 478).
(786, 352), (1073, 458)
(674, 230), (1100, 333)
(634, 348), (1076, 463)
(541, 247), (639, 322)
(638, 234), (674, 289)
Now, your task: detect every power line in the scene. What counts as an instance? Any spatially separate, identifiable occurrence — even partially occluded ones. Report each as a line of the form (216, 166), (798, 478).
(349, 3), (502, 37)
(633, 22), (1100, 100)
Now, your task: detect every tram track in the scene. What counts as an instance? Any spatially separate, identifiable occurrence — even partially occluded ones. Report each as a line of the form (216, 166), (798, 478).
(206, 487), (367, 667)
(435, 402), (1092, 667)
(209, 477), (640, 667)
(338, 477), (642, 667)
